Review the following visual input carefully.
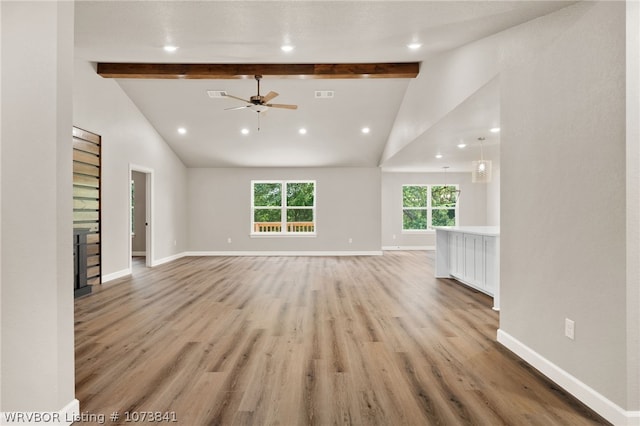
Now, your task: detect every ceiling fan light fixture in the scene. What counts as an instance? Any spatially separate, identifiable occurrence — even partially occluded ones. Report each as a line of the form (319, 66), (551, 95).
(223, 75), (298, 116)
(251, 104), (269, 113)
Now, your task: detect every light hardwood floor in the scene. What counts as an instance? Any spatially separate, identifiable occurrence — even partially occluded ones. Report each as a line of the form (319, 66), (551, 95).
(75, 252), (608, 425)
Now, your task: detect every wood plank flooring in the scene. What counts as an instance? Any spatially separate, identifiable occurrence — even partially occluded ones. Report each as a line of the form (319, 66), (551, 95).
(74, 252), (609, 425)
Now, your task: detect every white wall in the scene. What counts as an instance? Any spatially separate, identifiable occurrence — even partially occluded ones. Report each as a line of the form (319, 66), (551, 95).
(625, 0), (640, 414)
(187, 167), (381, 253)
(381, 171), (488, 248)
(1, 1), (77, 416)
(486, 168), (500, 226)
(1, 0), (3, 410)
(73, 59), (188, 277)
(499, 1), (634, 421)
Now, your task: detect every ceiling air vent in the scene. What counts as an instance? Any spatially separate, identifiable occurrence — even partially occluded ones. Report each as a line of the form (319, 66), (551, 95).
(315, 90), (334, 99)
(207, 90), (228, 98)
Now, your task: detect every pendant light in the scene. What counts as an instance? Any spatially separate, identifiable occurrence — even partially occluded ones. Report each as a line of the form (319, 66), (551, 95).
(439, 166), (460, 204)
(472, 137), (492, 183)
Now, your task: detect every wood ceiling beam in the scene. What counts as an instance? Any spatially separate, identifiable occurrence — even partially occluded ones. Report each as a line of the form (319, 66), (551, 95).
(96, 62), (420, 79)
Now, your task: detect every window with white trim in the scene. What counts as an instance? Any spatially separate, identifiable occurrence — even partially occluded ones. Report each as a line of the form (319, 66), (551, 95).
(252, 180), (316, 235)
(402, 184), (458, 231)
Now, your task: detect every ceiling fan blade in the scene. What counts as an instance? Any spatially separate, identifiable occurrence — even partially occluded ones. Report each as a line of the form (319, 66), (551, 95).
(224, 105), (251, 111)
(262, 91), (279, 103)
(266, 103), (298, 110)
(225, 94), (250, 103)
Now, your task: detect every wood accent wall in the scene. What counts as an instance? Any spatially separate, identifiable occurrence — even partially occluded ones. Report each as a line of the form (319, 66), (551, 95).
(73, 127), (101, 285)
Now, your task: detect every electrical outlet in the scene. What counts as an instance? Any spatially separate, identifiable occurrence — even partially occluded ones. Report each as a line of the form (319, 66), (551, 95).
(565, 318), (575, 340)
(392, 234), (396, 240)
(348, 238), (353, 244)
(227, 237), (232, 244)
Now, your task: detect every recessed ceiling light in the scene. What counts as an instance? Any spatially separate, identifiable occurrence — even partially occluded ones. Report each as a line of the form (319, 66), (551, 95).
(281, 44), (294, 52)
(298, 128), (307, 135)
(163, 45), (178, 53)
(407, 43), (422, 50)
(490, 127), (501, 133)
(241, 128), (250, 135)
(435, 154), (443, 159)
(361, 127), (371, 134)
(457, 143), (467, 149)
(177, 127), (187, 134)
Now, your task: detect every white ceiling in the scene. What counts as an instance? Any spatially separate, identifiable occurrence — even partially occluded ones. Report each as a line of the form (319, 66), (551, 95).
(74, 1), (574, 170)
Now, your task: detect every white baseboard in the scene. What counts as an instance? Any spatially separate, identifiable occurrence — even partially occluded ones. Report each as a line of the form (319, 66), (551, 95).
(102, 268), (131, 283)
(0, 399), (79, 425)
(150, 252), (187, 266)
(382, 245), (435, 251)
(105, 251), (384, 279)
(497, 329), (639, 426)
(60, 399), (79, 426)
(184, 250), (383, 257)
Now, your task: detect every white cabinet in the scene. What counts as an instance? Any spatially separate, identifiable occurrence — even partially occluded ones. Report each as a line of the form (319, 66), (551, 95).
(483, 236), (498, 296)
(448, 232), (464, 279)
(464, 233), (485, 289)
(434, 227), (500, 310)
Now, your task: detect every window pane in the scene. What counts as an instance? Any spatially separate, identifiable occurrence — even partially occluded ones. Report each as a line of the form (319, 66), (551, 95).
(287, 182), (314, 206)
(254, 209), (282, 232)
(403, 209), (427, 230)
(432, 209), (456, 226)
(254, 209), (281, 222)
(287, 208), (313, 222)
(254, 183), (282, 206)
(431, 185), (458, 207)
(287, 209), (314, 232)
(403, 186), (427, 207)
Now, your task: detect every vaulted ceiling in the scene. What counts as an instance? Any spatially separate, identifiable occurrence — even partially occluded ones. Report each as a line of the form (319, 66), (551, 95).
(74, 1), (574, 171)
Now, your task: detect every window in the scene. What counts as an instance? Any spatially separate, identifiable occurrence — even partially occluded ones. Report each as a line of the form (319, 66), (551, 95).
(252, 180), (316, 235)
(402, 184), (458, 231)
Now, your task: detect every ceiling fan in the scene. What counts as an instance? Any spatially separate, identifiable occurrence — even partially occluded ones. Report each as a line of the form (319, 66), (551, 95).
(224, 75), (298, 113)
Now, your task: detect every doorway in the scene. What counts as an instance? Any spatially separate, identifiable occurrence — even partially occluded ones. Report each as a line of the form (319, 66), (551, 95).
(129, 165), (153, 272)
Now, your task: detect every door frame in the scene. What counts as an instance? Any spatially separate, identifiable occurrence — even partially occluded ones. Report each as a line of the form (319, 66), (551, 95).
(129, 164), (153, 270)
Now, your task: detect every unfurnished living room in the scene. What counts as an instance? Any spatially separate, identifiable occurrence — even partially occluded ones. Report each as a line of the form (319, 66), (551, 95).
(1, 1), (639, 425)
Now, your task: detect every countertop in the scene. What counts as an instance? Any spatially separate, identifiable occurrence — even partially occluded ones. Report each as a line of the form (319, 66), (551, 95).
(433, 226), (500, 237)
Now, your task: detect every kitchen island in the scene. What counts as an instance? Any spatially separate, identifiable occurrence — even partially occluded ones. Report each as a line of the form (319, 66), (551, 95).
(434, 226), (500, 310)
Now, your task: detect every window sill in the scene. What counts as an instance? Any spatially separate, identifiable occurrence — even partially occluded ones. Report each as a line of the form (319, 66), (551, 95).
(401, 229), (436, 235)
